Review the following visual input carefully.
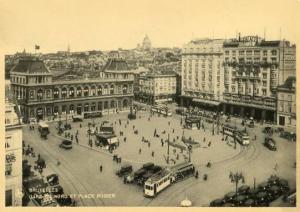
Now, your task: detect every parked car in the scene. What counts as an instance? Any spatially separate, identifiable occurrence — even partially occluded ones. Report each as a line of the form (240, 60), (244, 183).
(258, 182), (270, 191)
(59, 140), (72, 149)
(263, 127), (273, 134)
(210, 199), (224, 207)
(244, 198), (256, 207)
(115, 164), (133, 177)
(224, 192), (236, 203)
(264, 137), (277, 151)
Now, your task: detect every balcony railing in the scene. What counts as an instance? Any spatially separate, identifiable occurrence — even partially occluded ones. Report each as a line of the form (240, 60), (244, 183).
(222, 93), (276, 110)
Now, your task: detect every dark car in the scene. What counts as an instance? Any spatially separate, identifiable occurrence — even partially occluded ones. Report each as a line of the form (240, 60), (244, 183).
(210, 199), (224, 207)
(248, 120), (255, 128)
(256, 191), (269, 206)
(115, 164), (133, 177)
(258, 182), (270, 191)
(64, 123), (72, 130)
(142, 162), (155, 171)
(236, 195), (247, 206)
(268, 175), (280, 186)
(224, 192), (236, 203)
(264, 137), (277, 151)
(244, 198), (256, 207)
(263, 127), (273, 134)
(59, 140), (72, 149)
(248, 188), (259, 199)
(268, 185), (282, 201)
(278, 179), (290, 193)
(238, 185), (250, 195)
(46, 174), (59, 186)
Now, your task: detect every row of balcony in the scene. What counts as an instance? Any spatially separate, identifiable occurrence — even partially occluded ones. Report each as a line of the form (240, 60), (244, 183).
(223, 61), (279, 67)
(223, 94), (276, 109)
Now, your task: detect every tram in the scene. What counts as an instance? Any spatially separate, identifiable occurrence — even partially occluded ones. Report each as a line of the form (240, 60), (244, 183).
(235, 130), (250, 146)
(144, 168), (173, 197)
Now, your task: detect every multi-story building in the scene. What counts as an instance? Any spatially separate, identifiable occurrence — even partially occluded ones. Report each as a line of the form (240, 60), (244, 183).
(222, 36), (296, 122)
(10, 56), (134, 122)
(181, 39), (225, 111)
(139, 72), (177, 105)
(5, 100), (22, 206)
(277, 76), (296, 127)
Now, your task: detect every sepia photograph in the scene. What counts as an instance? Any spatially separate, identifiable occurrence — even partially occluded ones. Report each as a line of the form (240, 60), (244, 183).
(1, 0), (299, 208)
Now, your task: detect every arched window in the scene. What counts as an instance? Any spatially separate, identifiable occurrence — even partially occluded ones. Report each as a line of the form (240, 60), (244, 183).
(46, 90), (51, 98)
(110, 85), (114, 95)
(84, 103), (89, 112)
(91, 85), (96, 96)
(104, 101), (108, 109)
(29, 90), (35, 99)
(84, 86), (89, 97)
(104, 85), (108, 95)
(37, 89), (43, 100)
(62, 105), (67, 113)
(53, 106), (59, 115)
(97, 86), (102, 95)
(69, 87), (75, 98)
(123, 84), (128, 94)
(98, 102), (103, 111)
(62, 87), (67, 98)
(53, 88), (59, 99)
(76, 87), (82, 97)
(123, 99), (128, 108)
(110, 100), (115, 108)
(91, 102), (96, 111)
(69, 105), (75, 113)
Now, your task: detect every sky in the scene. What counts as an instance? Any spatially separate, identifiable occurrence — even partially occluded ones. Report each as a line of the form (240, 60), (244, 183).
(0, 0), (300, 54)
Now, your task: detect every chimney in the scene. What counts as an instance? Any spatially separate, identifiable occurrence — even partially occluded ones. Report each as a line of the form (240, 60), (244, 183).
(238, 33), (241, 42)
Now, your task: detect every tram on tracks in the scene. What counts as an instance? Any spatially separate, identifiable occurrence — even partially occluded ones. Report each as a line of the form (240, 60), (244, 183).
(144, 162), (195, 197)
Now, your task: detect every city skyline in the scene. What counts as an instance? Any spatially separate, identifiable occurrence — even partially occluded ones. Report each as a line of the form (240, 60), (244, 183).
(1, 0), (300, 54)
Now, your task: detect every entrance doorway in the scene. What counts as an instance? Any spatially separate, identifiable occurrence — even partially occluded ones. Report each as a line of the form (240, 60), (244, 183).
(77, 106), (82, 115)
(279, 116), (285, 126)
(37, 108), (44, 121)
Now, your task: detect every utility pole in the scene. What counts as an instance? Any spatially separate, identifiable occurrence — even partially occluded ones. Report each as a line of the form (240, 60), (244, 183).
(230, 172), (245, 202)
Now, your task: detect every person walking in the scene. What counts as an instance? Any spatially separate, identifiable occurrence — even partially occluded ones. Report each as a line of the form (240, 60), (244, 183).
(139, 148), (141, 154)
(100, 165), (103, 172)
(274, 163), (278, 171)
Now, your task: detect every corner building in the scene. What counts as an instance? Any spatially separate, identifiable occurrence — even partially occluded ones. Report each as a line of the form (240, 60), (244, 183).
(10, 57), (134, 122)
(222, 36), (296, 122)
(5, 101), (22, 206)
(181, 39), (225, 111)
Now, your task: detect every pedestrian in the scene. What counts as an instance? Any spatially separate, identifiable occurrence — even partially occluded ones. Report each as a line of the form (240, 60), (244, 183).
(139, 148), (141, 154)
(173, 129), (175, 133)
(148, 142), (151, 148)
(274, 163), (278, 171)
(100, 165), (103, 172)
(208, 141), (211, 147)
(80, 123), (82, 128)
(151, 151), (154, 157)
(168, 121), (170, 126)
(254, 135), (257, 140)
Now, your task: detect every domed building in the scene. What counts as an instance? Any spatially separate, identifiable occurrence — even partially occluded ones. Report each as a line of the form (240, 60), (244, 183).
(142, 35), (152, 51)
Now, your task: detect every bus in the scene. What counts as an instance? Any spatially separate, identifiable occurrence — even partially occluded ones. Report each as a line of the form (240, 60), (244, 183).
(235, 131), (250, 146)
(144, 168), (173, 197)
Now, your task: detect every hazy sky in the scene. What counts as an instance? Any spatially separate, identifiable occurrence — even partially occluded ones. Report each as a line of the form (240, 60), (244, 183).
(0, 0), (299, 54)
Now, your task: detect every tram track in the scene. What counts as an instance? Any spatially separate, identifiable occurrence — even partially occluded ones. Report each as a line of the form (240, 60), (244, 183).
(25, 130), (101, 206)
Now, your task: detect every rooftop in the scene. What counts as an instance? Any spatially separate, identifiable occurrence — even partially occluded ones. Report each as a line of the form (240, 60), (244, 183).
(11, 57), (51, 74)
(102, 58), (130, 72)
(277, 76), (296, 91)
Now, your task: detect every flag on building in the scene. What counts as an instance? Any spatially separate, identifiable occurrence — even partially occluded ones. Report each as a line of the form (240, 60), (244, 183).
(35, 45), (40, 50)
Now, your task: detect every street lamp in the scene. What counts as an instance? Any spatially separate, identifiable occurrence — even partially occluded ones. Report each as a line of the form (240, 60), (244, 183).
(167, 133), (170, 164)
(229, 171), (245, 202)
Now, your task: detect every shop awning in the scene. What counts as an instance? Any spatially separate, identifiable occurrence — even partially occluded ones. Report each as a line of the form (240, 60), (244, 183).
(192, 98), (221, 106)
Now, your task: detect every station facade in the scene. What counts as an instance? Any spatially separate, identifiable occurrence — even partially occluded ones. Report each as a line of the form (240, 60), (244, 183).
(10, 57), (134, 122)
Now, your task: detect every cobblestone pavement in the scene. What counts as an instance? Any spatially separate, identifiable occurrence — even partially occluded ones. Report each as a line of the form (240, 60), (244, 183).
(23, 108), (296, 206)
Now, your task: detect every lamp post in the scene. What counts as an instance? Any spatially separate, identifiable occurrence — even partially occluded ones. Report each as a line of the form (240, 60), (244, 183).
(229, 171), (245, 202)
(167, 133), (170, 164)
